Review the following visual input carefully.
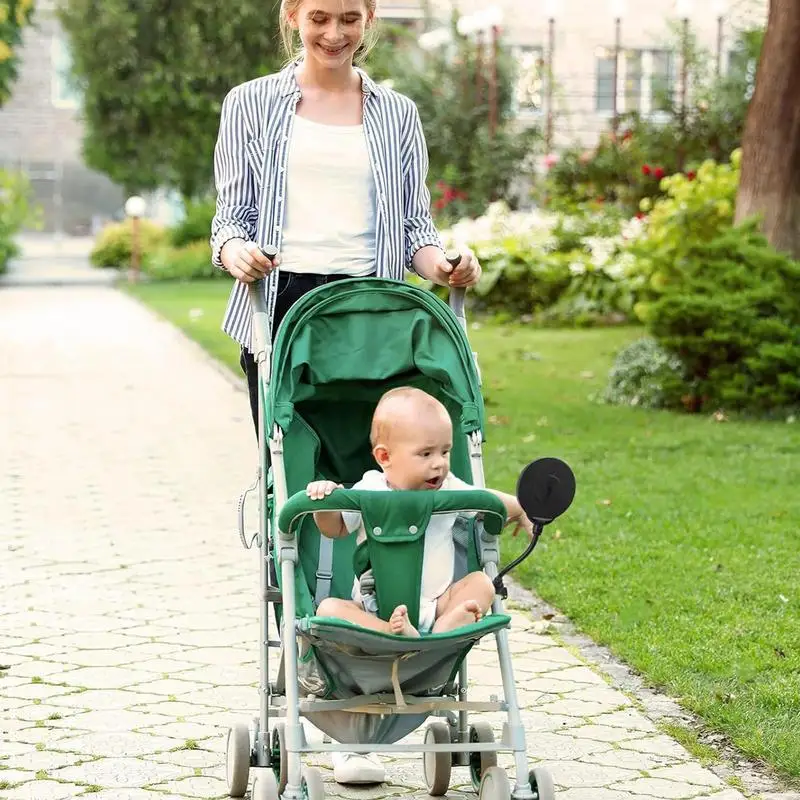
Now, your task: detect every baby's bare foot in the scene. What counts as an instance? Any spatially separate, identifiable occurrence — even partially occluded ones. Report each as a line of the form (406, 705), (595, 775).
(432, 600), (483, 634)
(389, 605), (420, 637)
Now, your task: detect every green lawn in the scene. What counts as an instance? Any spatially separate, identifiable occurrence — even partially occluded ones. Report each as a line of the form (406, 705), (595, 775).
(126, 280), (800, 781)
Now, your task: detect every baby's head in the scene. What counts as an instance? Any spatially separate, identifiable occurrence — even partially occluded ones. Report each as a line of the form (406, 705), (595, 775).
(370, 387), (452, 491)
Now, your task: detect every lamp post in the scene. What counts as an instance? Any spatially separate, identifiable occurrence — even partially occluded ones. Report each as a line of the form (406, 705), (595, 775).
(124, 195), (147, 283)
(712, 0), (727, 77)
(609, 0), (625, 134)
(457, 6), (504, 140)
(544, 0), (561, 151)
(677, 0), (692, 121)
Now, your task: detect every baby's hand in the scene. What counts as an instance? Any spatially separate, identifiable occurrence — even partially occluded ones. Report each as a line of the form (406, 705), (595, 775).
(511, 513), (535, 540)
(306, 480), (342, 500)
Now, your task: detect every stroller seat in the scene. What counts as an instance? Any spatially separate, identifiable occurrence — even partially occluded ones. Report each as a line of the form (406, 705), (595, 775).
(278, 486), (512, 744)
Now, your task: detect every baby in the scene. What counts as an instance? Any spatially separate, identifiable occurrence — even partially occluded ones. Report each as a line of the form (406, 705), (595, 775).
(306, 386), (533, 637)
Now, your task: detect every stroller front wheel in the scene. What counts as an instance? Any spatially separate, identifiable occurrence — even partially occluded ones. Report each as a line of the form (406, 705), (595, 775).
(423, 721), (452, 796)
(478, 766), (511, 800)
(301, 766), (326, 800)
(225, 722), (251, 797)
(529, 767), (555, 800)
(252, 768), (280, 800)
(468, 721), (498, 790)
(271, 722), (288, 793)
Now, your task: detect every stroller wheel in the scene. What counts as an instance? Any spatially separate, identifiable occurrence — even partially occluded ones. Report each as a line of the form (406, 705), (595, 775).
(528, 767), (555, 800)
(225, 722), (251, 797)
(301, 766), (326, 800)
(423, 721), (452, 796)
(271, 722), (288, 794)
(468, 721), (498, 790)
(478, 766), (510, 800)
(252, 768), (279, 800)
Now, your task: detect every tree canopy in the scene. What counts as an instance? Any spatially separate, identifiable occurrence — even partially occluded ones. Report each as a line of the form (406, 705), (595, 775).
(0, 0), (35, 106)
(58, 0), (284, 198)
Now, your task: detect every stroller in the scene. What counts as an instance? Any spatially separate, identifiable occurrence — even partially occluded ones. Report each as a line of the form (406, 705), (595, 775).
(226, 273), (575, 800)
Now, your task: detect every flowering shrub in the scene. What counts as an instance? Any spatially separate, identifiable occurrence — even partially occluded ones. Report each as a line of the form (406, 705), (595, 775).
(435, 201), (647, 325)
(0, 168), (39, 272)
(624, 150), (741, 322)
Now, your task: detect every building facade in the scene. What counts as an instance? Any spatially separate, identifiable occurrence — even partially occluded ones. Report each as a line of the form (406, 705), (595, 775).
(0, 0), (767, 232)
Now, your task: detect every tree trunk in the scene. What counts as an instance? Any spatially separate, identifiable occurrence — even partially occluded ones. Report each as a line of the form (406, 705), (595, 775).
(734, 0), (800, 259)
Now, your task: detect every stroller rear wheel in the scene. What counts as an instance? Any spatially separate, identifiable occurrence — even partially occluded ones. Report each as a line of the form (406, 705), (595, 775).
(225, 722), (251, 797)
(252, 768), (279, 800)
(478, 766), (510, 800)
(529, 767), (555, 800)
(302, 766), (326, 800)
(468, 721), (498, 790)
(271, 722), (288, 793)
(423, 721), (452, 796)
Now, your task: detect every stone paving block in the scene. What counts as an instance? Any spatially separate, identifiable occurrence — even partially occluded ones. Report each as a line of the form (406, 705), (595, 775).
(152, 774), (228, 798)
(51, 666), (156, 690)
(47, 689), (164, 711)
(7, 748), (84, 772)
(149, 748), (221, 769)
(125, 678), (203, 697)
(544, 759), (639, 789)
(52, 756), (188, 788)
(0, 768), (36, 785)
(613, 777), (712, 798)
(648, 763), (725, 787)
(55, 731), (183, 758)
(559, 724), (643, 743)
(44, 708), (174, 732)
(0, 780), (85, 799)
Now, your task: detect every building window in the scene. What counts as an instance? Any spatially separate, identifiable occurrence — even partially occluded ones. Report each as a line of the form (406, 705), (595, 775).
(595, 48), (675, 115)
(595, 51), (616, 113)
(51, 33), (81, 109)
(514, 46), (544, 113)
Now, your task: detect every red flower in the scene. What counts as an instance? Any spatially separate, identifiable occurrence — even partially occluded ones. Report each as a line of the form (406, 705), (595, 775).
(654, 167), (666, 180)
(635, 211), (646, 219)
(622, 129), (633, 141)
(686, 170), (696, 181)
(596, 196), (605, 204)
(435, 180), (446, 190)
(641, 164), (652, 176)
(434, 198), (447, 210)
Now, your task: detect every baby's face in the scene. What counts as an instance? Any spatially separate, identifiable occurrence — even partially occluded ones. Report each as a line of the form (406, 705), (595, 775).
(382, 414), (452, 491)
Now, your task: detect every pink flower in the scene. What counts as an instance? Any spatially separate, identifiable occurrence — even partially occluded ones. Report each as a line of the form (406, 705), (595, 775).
(543, 153), (560, 169)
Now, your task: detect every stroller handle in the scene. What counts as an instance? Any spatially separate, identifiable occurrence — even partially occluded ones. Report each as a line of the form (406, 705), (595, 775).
(278, 488), (507, 540)
(246, 245), (279, 314)
(445, 250), (467, 328)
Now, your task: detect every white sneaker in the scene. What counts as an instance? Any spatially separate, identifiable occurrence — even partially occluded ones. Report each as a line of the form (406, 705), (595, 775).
(331, 751), (385, 784)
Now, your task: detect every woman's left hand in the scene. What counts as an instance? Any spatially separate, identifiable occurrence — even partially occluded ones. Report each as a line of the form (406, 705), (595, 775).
(436, 247), (482, 287)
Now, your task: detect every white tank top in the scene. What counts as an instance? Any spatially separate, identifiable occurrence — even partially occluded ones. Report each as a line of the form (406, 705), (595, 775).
(279, 114), (377, 276)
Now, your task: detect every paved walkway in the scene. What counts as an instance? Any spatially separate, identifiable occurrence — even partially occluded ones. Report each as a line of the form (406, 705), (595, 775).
(1, 274), (749, 799)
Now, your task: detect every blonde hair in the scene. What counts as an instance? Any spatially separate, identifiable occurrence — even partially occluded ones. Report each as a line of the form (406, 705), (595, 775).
(279, 0), (380, 65)
(370, 387), (451, 448)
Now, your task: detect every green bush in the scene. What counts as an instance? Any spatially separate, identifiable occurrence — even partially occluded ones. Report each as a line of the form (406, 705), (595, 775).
(169, 198), (216, 247)
(142, 240), (224, 281)
(625, 150), (740, 322)
(602, 336), (685, 409)
(0, 168), (39, 273)
(90, 218), (168, 268)
(646, 223), (800, 414)
(439, 202), (640, 325)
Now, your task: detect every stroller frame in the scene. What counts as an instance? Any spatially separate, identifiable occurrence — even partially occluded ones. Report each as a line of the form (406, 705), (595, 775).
(228, 279), (554, 800)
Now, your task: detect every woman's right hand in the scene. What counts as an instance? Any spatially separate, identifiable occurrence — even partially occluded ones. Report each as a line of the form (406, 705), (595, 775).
(221, 239), (281, 283)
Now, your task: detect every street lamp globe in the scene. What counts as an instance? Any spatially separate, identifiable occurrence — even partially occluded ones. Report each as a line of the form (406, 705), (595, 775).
(124, 195), (147, 219)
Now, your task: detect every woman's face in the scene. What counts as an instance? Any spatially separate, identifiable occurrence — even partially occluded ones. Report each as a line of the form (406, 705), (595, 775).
(291, 0), (371, 70)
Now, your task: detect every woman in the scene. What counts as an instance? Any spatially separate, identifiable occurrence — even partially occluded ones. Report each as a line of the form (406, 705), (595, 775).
(210, 0), (482, 784)
(211, 0), (481, 431)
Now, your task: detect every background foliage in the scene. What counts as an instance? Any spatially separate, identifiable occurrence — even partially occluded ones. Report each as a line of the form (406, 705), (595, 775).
(0, 0), (34, 107)
(58, 0), (284, 199)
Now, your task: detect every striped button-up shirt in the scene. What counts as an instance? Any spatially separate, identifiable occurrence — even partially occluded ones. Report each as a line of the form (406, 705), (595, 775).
(210, 61), (443, 349)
